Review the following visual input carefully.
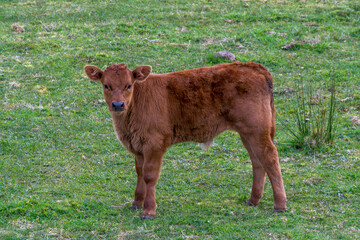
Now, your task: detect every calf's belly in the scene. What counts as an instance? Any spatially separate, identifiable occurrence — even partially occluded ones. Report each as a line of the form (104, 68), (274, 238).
(171, 120), (229, 145)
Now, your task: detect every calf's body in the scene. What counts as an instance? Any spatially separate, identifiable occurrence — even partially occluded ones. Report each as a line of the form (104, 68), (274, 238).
(84, 62), (286, 219)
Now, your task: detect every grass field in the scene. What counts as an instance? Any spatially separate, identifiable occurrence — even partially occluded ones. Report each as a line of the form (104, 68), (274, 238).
(1, 0), (359, 239)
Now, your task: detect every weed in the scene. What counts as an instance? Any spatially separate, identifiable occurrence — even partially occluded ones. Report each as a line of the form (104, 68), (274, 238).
(281, 74), (337, 148)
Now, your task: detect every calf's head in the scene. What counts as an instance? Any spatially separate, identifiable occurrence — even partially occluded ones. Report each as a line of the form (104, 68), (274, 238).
(84, 64), (152, 112)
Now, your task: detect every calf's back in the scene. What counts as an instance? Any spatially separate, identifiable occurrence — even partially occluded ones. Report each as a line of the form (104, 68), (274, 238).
(127, 62), (274, 147)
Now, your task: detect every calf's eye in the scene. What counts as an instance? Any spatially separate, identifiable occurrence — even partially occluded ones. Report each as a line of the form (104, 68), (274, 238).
(127, 84), (132, 90)
(104, 84), (109, 90)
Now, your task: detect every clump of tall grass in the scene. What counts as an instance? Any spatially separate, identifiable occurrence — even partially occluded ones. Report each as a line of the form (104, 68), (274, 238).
(281, 74), (337, 149)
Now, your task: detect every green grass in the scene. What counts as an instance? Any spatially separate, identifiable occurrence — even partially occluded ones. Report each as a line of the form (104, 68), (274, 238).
(1, 0), (359, 238)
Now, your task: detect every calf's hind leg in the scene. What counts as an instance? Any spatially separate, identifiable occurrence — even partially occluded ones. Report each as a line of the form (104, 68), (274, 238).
(239, 130), (286, 211)
(240, 136), (266, 207)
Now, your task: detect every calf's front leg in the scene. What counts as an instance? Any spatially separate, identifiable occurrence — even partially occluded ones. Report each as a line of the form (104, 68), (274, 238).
(141, 149), (165, 220)
(132, 154), (146, 209)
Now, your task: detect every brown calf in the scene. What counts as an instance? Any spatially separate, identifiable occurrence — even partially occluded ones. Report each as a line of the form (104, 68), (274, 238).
(84, 62), (286, 219)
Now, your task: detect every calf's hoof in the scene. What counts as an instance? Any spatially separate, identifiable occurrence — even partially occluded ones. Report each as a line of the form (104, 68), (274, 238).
(141, 209), (156, 220)
(274, 202), (287, 212)
(246, 201), (258, 206)
(273, 208), (286, 213)
(131, 201), (143, 210)
(141, 215), (154, 220)
(131, 205), (141, 210)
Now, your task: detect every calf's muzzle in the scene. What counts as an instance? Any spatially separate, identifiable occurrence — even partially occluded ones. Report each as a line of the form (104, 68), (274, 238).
(112, 102), (125, 112)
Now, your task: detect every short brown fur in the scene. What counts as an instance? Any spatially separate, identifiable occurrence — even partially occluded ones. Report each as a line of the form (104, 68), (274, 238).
(84, 62), (286, 219)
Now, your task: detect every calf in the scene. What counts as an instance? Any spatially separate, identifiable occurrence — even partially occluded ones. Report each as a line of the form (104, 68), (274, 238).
(84, 62), (286, 219)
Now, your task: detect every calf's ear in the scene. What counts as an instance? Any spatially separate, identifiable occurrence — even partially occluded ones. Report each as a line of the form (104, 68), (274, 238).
(132, 65), (152, 81)
(84, 65), (103, 82)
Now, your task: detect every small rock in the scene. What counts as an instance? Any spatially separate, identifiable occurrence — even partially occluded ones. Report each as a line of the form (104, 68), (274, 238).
(215, 51), (236, 61)
(225, 19), (232, 23)
(286, 88), (296, 93)
(310, 139), (317, 148)
(282, 157), (290, 162)
(282, 39), (320, 50)
(303, 39), (321, 44)
(12, 23), (25, 33)
(352, 116), (360, 126)
(181, 26), (187, 32)
(236, 43), (245, 49)
(282, 42), (297, 50)
(303, 23), (317, 28)
(339, 97), (351, 102)
(9, 82), (21, 87)
(7, 116), (13, 120)
(268, 30), (287, 38)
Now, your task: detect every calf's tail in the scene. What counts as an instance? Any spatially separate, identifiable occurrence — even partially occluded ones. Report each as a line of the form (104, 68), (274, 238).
(265, 75), (276, 142)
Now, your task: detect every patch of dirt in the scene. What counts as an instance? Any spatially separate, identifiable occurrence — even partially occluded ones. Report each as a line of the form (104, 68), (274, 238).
(9, 82), (21, 87)
(282, 39), (321, 50)
(201, 38), (217, 47)
(352, 116), (360, 126)
(268, 30), (287, 38)
(304, 178), (324, 185)
(12, 23), (25, 33)
(274, 88), (296, 95)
